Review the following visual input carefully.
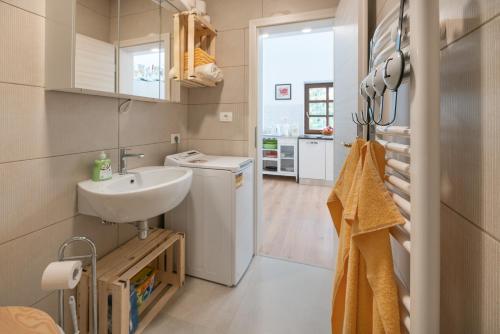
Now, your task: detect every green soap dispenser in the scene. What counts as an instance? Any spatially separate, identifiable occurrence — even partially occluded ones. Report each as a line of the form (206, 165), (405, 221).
(92, 151), (112, 181)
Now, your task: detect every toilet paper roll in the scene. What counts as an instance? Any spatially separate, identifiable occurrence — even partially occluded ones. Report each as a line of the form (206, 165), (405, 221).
(41, 261), (82, 291)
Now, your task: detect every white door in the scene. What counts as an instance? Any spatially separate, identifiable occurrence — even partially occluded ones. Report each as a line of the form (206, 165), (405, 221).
(333, 0), (368, 179)
(299, 139), (326, 179)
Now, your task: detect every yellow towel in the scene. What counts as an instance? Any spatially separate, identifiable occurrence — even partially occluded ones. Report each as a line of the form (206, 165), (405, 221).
(329, 140), (404, 334)
(184, 47), (215, 68)
(327, 138), (366, 333)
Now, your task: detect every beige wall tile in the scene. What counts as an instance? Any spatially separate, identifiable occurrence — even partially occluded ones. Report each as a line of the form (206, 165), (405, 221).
(2, 0), (45, 17)
(76, 3), (111, 42)
(188, 103), (248, 141)
(31, 292), (58, 322)
(216, 29), (245, 67)
(78, 0), (111, 17)
(118, 216), (163, 245)
(0, 86), (119, 164)
(440, 17), (500, 240)
(111, 0), (158, 17)
(124, 142), (176, 169)
(180, 87), (189, 105)
(0, 215), (118, 306)
(0, 150), (118, 244)
(263, 0), (336, 17)
(187, 139), (248, 156)
(441, 205), (500, 333)
(440, 0), (500, 46)
(118, 8), (160, 41)
(119, 101), (187, 147)
(118, 224), (142, 245)
(205, 0), (262, 31)
(188, 66), (246, 104)
(0, 2), (44, 86)
(43, 91), (119, 156)
(244, 28), (249, 66)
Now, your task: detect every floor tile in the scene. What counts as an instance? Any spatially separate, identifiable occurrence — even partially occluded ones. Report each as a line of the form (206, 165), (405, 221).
(144, 256), (333, 334)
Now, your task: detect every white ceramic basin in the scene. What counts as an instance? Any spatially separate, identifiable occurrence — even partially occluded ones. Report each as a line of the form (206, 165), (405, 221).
(78, 166), (192, 223)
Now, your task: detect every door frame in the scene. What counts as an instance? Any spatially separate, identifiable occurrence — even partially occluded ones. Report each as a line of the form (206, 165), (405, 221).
(248, 8), (335, 254)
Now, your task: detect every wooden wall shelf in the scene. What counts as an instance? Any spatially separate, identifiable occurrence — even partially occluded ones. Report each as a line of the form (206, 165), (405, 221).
(173, 11), (219, 88)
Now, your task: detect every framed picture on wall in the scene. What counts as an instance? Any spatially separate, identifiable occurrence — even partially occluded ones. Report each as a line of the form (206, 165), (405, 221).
(275, 84), (292, 100)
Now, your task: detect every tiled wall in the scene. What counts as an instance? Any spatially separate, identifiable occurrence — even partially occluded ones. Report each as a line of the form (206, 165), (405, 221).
(439, 0), (500, 331)
(374, 0), (500, 331)
(0, 0), (187, 320)
(186, 0), (338, 156)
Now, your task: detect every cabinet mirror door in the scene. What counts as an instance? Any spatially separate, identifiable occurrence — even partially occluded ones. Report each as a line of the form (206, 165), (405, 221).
(75, 0), (117, 93)
(118, 0), (178, 100)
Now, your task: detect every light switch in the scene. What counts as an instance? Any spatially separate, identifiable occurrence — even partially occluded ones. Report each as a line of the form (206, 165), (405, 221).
(219, 111), (233, 122)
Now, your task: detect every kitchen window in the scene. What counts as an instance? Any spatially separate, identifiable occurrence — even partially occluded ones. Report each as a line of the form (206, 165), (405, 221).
(304, 82), (334, 134)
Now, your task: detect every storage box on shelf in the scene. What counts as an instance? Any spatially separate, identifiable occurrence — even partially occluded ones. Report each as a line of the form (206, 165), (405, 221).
(173, 11), (218, 88)
(77, 229), (185, 334)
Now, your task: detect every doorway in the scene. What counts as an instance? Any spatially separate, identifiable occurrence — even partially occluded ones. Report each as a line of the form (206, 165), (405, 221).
(249, 13), (336, 269)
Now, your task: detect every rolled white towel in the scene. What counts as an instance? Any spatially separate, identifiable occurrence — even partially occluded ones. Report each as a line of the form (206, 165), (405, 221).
(195, 0), (206, 14)
(195, 63), (223, 83)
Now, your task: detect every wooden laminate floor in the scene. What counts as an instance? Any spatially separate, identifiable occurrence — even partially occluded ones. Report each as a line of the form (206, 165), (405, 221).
(260, 176), (337, 270)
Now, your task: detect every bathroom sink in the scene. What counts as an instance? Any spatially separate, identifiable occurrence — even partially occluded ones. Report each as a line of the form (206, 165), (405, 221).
(77, 166), (192, 224)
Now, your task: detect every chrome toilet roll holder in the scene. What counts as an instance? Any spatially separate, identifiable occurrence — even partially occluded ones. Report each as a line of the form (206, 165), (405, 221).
(57, 236), (97, 334)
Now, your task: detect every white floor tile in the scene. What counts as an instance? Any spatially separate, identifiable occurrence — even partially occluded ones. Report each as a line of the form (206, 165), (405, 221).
(145, 256), (333, 334)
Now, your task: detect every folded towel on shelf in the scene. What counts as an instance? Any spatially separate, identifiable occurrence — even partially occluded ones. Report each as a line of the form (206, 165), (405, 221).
(192, 63), (223, 82)
(328, 139), (404, 334)
(184, 47), (215, 68)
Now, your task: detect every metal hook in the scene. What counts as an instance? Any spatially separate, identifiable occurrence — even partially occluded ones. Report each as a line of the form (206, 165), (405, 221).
(351, 112), (362, 125)
(352, 111), (368, 125)
(364, 98), (375, 125)
(374, 0), (405, 127)
(370, 95), (383, 124)
(374, 90), (399, 126)
(352, 96), (373, 126)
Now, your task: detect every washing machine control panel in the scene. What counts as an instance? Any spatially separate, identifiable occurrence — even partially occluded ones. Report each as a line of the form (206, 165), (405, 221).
(166, 150), (206, 165)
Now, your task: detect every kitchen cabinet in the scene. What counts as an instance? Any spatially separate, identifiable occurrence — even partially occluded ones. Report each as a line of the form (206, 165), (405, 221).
(325, 141), (334, 181)
(262, 137), (297, 179)
(299, 139), (326, 180)
(298, 138), (334, 183)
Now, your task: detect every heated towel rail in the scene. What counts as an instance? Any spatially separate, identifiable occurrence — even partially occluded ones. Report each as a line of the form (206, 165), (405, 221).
(357, 1), (440, 333)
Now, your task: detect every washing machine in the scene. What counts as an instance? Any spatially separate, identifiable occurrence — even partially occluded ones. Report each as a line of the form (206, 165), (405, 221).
(164, 151), (254, 286)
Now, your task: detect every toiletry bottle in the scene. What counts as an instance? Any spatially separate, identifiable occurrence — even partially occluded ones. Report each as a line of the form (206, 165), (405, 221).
(92, 151), (112, 181)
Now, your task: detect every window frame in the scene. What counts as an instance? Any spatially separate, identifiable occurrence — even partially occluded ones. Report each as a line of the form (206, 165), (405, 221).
(304, 82), (334, 134)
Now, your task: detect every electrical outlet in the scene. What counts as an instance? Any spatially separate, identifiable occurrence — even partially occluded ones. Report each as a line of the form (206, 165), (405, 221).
(171, 133), (181, 144)
(219, 111), (233, 122)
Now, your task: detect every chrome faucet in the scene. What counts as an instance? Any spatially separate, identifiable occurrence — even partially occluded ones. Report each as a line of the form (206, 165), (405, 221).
(119, 148), (145, 175)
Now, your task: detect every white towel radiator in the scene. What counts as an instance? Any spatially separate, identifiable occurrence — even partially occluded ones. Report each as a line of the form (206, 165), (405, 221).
(357, 0), (441, 333)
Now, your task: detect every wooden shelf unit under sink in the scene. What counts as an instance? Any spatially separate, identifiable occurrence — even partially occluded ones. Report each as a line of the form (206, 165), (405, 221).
(77, 229), (185, 334)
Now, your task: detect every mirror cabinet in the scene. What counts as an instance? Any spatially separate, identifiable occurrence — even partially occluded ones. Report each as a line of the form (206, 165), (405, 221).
(46, 0), (180, 102)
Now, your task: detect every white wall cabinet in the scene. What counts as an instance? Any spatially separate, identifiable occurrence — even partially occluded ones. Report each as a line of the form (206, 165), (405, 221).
(45, 0), (180, 102)
(299, 139), (334, 183)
